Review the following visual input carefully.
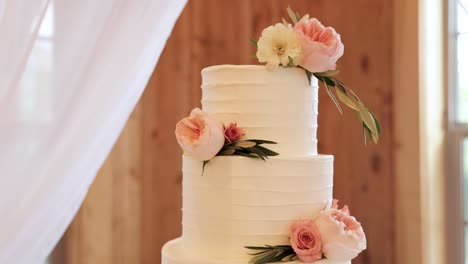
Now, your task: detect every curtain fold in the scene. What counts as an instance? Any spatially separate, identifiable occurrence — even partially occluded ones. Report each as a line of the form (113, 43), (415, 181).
(0, 0), (187, 263)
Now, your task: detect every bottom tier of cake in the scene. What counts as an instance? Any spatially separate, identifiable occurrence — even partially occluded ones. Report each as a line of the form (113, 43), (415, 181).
(162, 238), (351, 264)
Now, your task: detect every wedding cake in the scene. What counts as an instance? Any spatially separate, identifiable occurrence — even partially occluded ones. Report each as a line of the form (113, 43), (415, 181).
(162, 7), (379, 264)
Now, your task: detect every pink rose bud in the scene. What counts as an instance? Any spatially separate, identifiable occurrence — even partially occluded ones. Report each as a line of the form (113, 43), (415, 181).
(175, 108), (225, 161)
(290, 219), (323, 263)
(224, 122), (245, 143)
(294, 17), (344, 73)
(314, 200), (367, 261)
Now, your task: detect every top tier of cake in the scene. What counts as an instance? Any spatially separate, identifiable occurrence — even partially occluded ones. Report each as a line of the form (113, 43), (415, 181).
(201, 65), (319, 156)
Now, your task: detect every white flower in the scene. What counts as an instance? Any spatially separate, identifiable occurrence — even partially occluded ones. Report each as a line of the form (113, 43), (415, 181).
(256, 23), (303, 70)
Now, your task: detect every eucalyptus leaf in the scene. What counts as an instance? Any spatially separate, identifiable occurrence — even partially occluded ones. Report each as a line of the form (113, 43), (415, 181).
(335, 86), (360, 111)
(371, 131), (379, 143)
(247, 139), (277, 145)
(360, 109), (378, 136)
(315, 70), (340, 77)
(322, 77), (342, 114)
(249, 38), (258, 48)
(249, 250), (271, 256)
(223, 142), (236, 148)
(246, 245), (296, 264)
(202, 160), (209, 175)
(334, 79), (362, 102)
(306, 71), (313, 84)
(315, 74), (336, 87)
(237, 140), (257, 148)
(295, 11), (301, 20)
(282, 18), (289, 26)
(236, 151), (258, 159)
(313, 74), (381, 144)
(362, 122), (367, 145)
(246, 246), (273, 250)
(219, 149), (235, 155)
(287, 7), (298, 24)
(363, 122), (379, 144)
(255, 145), (279, 156)
(247, 147), (267, 160)
(370, 110), (382, 134)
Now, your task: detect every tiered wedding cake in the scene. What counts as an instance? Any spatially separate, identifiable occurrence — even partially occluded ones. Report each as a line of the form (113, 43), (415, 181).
(163, 7), (378, 264)
(163, 65), (339, 264)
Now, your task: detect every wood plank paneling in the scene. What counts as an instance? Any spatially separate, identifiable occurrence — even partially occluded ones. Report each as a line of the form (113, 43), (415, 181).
(53, 1), (395, 263)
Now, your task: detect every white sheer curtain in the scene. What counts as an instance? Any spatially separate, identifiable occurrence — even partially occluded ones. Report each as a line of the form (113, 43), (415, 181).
(0, 0), (186, 263)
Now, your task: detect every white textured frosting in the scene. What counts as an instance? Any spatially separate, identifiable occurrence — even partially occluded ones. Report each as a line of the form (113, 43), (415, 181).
(201, 65), (319, 156)
(165, 155), (334, 261)
(162, 65), (340, 264)
(162, 238), (350, 264)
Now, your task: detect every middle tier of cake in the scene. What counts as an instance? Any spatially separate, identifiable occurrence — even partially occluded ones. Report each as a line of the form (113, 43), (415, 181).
(181, 155), (334, 260)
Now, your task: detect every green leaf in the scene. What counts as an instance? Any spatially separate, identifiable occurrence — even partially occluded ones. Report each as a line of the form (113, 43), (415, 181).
(246, 139), (277, 145)
(247, 147), (267, 160)
(315, 70), (340, 77)
(363, 121), (379, 144)
(219, 148), (235, 155)
(248, 250), (271, 256)
(333, 78), (361, 99)
(371, 131), (379, 143)
(246, 245), (296, 264)
(223, 142), (236, 148)
(335, 85), (361, 111)
(321, 76), (342, 114)
(250, 54), (257, 59)
(360, 109), (378, 138)
(287, 6), (298, 24)
(202, 160), (209, 175)
(245, 246), (272, 250)
(249, 38), (258, 48)
(295, 11), (301, 20)
(235, 151), (258, 159)
(370, 110), (382, 134)
(237, 140), (257, 148)
(362, 122), (367, 145)
(315, 74), (336, 87)
(255, 145), (279, 156)
(282, 18), (289, 26)
(306, 70), (313, 84)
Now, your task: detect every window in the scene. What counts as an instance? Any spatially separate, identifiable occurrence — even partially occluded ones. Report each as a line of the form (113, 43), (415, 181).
(449, 0), (468, 263)
(457, 1), (468, 122)
(17, 3), (54, 124)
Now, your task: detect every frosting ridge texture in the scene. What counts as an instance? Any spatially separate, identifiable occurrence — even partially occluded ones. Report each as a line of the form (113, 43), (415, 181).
(201, 65), (319, 156)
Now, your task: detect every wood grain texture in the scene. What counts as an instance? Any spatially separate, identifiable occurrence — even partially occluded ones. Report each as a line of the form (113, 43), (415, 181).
(53, 1), (396, 264)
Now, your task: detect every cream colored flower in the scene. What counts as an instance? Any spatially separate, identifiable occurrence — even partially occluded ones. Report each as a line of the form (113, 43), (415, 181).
(256, 23), (303, 70)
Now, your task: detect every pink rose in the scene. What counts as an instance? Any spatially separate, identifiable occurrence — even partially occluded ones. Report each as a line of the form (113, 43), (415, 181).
(290, 219), (323, 263)
(175, 108), (225, 161)
(224, 122), (245, 143)
(294, 17), (344, 73)
(314, 200), (367, 261)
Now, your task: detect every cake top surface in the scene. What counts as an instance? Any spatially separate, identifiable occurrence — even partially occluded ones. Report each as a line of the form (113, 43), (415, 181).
(202, 64), (304, 74)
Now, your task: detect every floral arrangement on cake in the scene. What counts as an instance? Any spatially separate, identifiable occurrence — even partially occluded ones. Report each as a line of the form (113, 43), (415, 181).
(250, 7), (381, 143)
(175, 108), (279, 166)
(245, 200), (367, 264)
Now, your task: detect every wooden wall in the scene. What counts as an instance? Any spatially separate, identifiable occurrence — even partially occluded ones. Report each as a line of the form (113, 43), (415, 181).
(52, 0), (395, 263)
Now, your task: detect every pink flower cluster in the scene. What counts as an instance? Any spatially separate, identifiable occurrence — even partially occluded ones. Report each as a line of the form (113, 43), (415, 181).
(290, 200), (367, 263)
(175, 108), (245, 161)
(256, 15), (344, 73)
